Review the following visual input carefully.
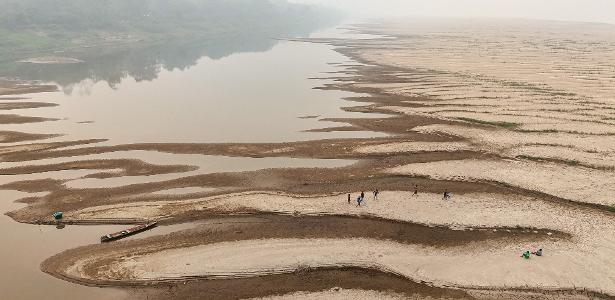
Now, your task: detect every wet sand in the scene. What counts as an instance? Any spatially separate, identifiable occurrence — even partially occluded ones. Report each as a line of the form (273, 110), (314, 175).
(2, 20), (615, 299)
(0, 80), (57, 96)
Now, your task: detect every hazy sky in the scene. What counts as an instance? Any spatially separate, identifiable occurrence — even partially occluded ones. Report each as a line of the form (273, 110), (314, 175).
(292, 0), (615, 24)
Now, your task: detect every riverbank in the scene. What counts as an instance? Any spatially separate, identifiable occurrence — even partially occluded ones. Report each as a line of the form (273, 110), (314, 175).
(2, 19), (615, 299)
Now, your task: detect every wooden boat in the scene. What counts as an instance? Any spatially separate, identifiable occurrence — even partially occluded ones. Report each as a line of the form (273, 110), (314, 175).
(100, 222), (157, 243)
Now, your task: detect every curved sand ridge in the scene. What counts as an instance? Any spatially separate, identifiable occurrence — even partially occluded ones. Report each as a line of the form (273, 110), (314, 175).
(388, 160), (615, 207)
(412, 124), (615, 169)
(71, 237), (615, 296)
(67, 191), (611, 242)
(61, 191), (615, 295)
(253, 288), (610, 300)
(413, 124), (615, 153)
(249, 288), (408, 300)
(354, 141), (471, 154)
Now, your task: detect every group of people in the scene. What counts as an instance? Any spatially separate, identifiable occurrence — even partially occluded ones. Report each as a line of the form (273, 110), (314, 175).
(348, 189), (379, 207)
(521, 248), (543, 259)
(347, 185), (453, 206)
(347, 187), (542, 261)
(352, 187), (540, 261)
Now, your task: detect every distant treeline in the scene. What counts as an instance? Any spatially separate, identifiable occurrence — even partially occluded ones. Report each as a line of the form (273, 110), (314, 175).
(0, 0), (339, 32)
(0, 0), (341, 87)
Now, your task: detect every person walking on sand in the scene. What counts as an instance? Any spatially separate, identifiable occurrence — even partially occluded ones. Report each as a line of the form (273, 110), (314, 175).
(443, 189), (451, 200)
(373, 189), (379, 200)
(412, 184), (419, 197)
(348, 193), (351, 204)
(356, 195), (362, 207)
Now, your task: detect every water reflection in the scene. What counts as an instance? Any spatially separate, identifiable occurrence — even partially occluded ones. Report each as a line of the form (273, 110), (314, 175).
(1, 13), (340, 94)
(8, 40), (385, 144)
(0, 190), (128, 300)
(10, 38), (285, 93)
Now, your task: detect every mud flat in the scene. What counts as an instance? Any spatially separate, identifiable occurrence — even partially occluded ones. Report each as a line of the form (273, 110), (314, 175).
(2, 20), (615, 299)
(0, 80), (58, 96)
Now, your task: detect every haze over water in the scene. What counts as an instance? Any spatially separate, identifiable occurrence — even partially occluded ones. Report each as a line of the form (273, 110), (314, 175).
(11, 38), (382, 145)
(0, 2), (366, 298)
(3, 0), (614, 299)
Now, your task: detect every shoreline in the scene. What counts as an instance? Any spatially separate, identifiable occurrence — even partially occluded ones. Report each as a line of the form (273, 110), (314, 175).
(1, 20), (615, 299)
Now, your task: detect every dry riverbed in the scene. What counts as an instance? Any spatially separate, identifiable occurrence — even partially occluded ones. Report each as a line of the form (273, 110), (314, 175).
(2, 19), (615, 300)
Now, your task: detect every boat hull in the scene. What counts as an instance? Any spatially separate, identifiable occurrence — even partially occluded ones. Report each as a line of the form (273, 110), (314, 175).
(100, 222), (157, 243)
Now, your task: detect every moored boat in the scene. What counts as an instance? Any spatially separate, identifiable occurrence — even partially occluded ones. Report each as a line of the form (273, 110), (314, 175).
(100, 222), (157, 243)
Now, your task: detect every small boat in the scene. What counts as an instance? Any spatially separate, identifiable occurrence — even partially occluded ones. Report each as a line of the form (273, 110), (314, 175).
(100, 222), (157, 243)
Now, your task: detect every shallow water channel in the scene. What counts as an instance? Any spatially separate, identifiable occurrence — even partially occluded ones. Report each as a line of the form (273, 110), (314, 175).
(0, 26), (378, 300)
(6, 34), (383, 144)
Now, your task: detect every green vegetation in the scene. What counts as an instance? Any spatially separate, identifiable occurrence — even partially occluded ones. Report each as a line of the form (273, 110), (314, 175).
(456, 117), (519, 129)
(0, 0), (341, 64)
(0, 0), (341, 88)
(0, 0), (339, 33)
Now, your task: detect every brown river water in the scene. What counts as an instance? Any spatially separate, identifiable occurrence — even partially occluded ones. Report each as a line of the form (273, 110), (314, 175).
(0, 26), (378, 300)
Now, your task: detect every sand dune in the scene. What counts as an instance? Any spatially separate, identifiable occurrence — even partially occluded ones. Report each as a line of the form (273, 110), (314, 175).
(389, 160), (615, 207)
